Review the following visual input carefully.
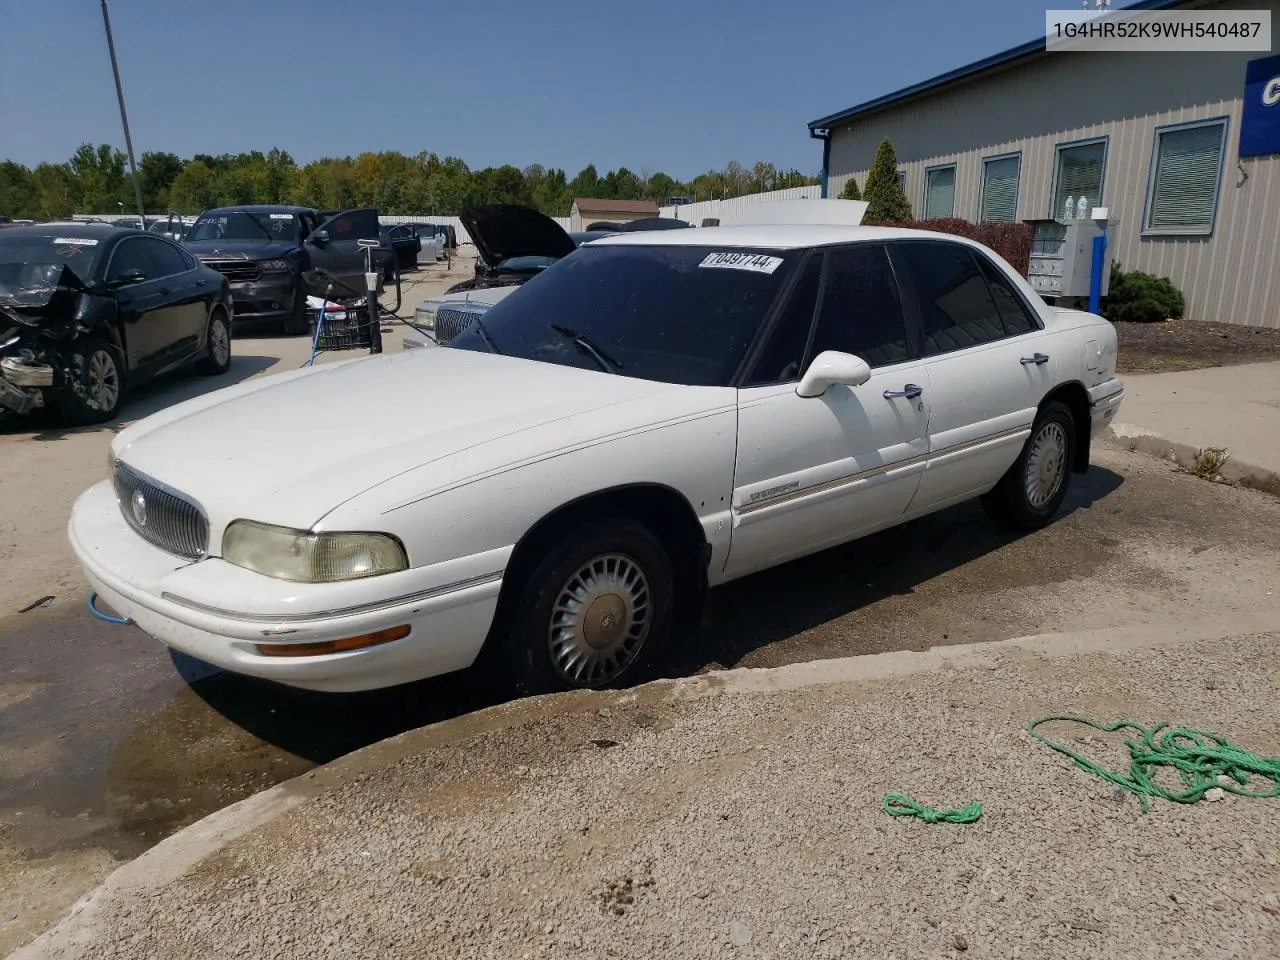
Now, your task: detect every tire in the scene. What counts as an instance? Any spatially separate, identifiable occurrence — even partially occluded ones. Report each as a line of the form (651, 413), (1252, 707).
(981, 400), (1076, 530)
(282, 284), (308, 336)
(59, 338), (124, 425)
(197, 308), (232, 375)
(499, 518), (677, 696)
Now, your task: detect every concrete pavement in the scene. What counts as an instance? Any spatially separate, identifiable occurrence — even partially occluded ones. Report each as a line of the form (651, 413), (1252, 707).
(1109, 360), (1280, 494)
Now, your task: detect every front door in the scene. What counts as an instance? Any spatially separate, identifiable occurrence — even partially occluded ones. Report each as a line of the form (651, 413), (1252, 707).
(724, 244), (929, 579)
(106, 237), (176, 371)
(888, 239), (1053, 512)
(305, 208), (380, 296)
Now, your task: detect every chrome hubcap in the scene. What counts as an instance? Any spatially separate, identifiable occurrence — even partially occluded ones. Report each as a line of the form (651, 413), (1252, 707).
(210, 317), (230, 365)
(85, 350), (120, 411)
(1025, 421), (1068, 508)
(549, 554), (651, 687)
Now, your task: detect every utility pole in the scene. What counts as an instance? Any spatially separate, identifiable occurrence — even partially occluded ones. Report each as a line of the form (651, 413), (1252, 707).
(100, 0), (147, 226)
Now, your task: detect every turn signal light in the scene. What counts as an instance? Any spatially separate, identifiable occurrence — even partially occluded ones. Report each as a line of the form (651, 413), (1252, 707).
(255, 624), (411, 658)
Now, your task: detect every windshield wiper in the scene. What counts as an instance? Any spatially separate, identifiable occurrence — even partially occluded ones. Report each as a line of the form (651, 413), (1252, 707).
(233, 210), (273, 241)
(548, 324), (621, 373)
(473, 317), (501, 354)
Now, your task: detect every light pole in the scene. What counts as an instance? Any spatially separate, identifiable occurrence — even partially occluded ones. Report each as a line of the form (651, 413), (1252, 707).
(100, 0), (147, 226)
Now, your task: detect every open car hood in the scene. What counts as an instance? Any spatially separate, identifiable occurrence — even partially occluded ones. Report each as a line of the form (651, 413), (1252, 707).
(459, 204), (577, 268)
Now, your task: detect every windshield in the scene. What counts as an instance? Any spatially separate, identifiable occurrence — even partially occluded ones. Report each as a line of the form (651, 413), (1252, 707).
(449, 244), (794, 387)
(187, 210), (299, 243)
(494, 255), (559, 273)
(0, 235), (102, 285)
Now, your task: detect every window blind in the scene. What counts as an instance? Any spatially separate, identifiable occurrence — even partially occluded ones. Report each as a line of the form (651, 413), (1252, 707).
(924, 167), (956, 219)
(980, 156), (1020, 223)
(1147, 122), (1224, 232)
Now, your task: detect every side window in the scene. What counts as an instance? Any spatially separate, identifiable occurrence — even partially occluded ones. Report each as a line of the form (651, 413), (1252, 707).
(178, 247), (196, 271)
(895, 241), (1006, 356)
(107, 239), (158, 281)
(809, 244), (908, 368)
(323, 209), (379, 242)
(143, 238), (188, 277)
(745, 254), (821, 385)
(976, 254), (1038, 336)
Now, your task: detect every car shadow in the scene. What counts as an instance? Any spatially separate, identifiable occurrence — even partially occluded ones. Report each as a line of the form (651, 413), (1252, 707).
(6, 355), (279, 441)
(183, 466), (1125, 768)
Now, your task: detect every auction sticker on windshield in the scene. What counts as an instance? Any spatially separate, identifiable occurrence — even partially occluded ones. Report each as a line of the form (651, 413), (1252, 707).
(699, 252), (783, 274)
(53, 238), (99, 246)
(269, 214), (293, 220)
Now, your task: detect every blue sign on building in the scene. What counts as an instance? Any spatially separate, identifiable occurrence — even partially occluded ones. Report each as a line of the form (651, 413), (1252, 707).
(1240, 54), (1280, 158)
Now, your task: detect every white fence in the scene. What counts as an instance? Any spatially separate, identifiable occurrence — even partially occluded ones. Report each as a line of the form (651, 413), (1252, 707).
(659, 185), (823, 227)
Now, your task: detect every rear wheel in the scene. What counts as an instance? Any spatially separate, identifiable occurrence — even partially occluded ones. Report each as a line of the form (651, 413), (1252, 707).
(499, 519), (676, 696)
(60, 338), (123, 425)
(197, 309), (231, 375)
(981, 400), (1076, 530)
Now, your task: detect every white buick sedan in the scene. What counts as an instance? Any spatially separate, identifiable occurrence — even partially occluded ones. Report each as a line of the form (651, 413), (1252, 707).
(70, 224), (1123, 694)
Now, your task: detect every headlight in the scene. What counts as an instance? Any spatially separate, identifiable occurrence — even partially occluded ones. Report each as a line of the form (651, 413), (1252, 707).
(222, 520), (408, 582)
(259, 258), (292, 273)
(414, 303), (437, 331)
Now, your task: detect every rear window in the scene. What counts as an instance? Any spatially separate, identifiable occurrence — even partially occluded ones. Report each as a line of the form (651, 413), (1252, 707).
(449, 244), (795, 387)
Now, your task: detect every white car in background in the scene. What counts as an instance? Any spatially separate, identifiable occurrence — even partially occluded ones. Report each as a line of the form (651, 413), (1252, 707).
(69, 214), (1123, 696)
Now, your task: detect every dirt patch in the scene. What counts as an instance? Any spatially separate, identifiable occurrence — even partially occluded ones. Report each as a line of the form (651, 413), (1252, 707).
(1115, 318), (1280, 374)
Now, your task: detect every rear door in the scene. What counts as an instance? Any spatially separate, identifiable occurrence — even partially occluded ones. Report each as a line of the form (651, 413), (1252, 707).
(889, 240), (1051, 512)
(305, 208), (380, 295)
(140, 236), (207, 358)
(725, 244), (930, 579)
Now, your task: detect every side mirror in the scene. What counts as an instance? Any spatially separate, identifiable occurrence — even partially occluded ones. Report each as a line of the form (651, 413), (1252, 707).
(309, 230), (329, 246)
(796, 350), (872, 398)
(109, 268), (147, 288)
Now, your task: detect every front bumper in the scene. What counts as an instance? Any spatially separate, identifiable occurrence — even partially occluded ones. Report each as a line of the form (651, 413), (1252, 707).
(69, 480), (505, 692)
(1088, 378), (1124, 436)
(225, 274), (297, 322)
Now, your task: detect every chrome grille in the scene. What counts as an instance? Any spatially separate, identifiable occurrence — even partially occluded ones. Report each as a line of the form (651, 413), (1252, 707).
(113, 461), (209, 560)
(201, 259), (262, 282)
(434, 307), (481, 345)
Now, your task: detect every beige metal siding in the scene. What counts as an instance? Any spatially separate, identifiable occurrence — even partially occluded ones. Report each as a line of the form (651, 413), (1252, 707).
(826, 0), (1280, 327)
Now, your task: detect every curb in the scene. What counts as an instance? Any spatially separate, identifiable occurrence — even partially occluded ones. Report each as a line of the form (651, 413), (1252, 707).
(1105, 422), (1280, 497)
(9, 613), (1279, 960)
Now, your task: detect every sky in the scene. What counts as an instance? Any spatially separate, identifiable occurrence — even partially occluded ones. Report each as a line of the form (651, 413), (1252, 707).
(1, 0), (1054, 180)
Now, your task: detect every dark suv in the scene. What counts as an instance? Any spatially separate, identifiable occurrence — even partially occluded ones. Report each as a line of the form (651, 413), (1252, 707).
(184, 205), (386, 334)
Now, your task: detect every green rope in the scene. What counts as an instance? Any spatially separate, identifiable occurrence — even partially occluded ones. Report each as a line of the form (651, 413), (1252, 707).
(882, 793), (983, 824)
(1027, 715), (1280, 813)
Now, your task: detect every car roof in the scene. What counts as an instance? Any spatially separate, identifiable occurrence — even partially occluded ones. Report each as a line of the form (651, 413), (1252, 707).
(0, 221), (133, 239)
(590, 224), (988, 251)
(200, 204), (312, 215)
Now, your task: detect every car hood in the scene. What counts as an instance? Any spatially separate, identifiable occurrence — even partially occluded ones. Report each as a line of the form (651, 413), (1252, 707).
(185, 239), (297, 260)
(110, 350), (719, 538)
(459, 204), (577, 268)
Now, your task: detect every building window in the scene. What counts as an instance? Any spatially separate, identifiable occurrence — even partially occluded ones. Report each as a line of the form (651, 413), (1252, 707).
(1144, 118), (1228, 235)
(978, 153), (1020, 223)
(1051, 137), (1107, 219)
(923, 165), (956, 219)
(897, 171), (906, 191)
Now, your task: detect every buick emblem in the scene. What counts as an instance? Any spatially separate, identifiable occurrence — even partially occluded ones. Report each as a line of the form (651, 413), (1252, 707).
(131, 490), (148, 527)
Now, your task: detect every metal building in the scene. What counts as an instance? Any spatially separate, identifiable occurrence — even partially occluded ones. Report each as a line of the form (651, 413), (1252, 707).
(808, 0), (1280, 328)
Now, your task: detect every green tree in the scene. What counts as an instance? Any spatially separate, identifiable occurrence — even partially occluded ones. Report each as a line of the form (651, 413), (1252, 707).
(138, 151), (185, 211)
(0, 161), (39, 219)
(568, 164), (600, 199)
(31, 163), (78, 219)
(166, 160), (219, 213)
(839, 177), (861, 201)
(69, 143), (127, 213)
(862, 139), (912, 222)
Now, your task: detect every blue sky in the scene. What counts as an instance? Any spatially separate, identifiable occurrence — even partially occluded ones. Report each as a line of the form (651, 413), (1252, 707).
(1, 0), (1051, 178)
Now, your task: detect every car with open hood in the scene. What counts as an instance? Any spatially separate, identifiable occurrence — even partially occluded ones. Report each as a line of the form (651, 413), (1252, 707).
(185, 205), (384, 334)
(406, 204), (608, 348)
(0, 223), (233, 424)
(70, 220), (1124, 696)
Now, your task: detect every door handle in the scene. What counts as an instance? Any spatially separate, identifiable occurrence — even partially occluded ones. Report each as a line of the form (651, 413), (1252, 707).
(883, 384), (924, 400)
(1020, 352), (1050, 365)
(195, 279), (207, 287)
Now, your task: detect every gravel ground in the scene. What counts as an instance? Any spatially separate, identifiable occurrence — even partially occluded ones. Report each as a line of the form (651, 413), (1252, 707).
(1115, 318), (1280, 374)
(42, 630), (1280, 960)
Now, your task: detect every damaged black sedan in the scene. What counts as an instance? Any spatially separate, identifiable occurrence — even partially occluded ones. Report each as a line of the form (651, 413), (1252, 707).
(0, 223), (233, 425)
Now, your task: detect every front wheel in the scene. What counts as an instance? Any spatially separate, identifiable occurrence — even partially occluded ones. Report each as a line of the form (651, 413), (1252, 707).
(59, 338), (124, 425)
(499, 519), (676, 696)
(981, 400), (1076, 530)
(197, 309), (232, 375)
(282, 285), (308, 336)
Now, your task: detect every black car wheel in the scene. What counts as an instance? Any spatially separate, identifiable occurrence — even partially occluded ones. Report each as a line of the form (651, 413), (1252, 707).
(981, 401), (1076, 530)
(498, 518), (676, 696)
(197, 308), (232, 375)
(60, 338), (124, 425)
(283, 285), (308, 336)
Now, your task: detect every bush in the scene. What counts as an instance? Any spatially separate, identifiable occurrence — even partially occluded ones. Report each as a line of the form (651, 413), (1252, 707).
(1101, 262), (1185, 323)
(839, 177), (861, 201)
(862, 216), (1034, 277)
(862, 139), (912, 223)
